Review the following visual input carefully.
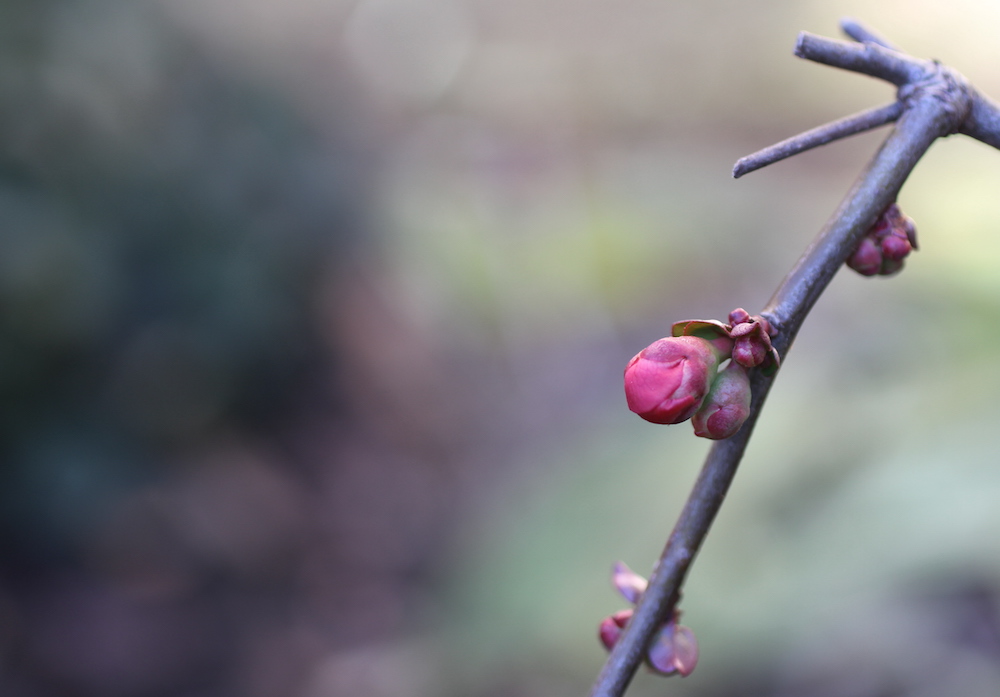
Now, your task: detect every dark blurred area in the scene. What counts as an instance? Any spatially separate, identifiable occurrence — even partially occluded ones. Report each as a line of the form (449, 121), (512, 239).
(0, 1), (432, 694)
(4, 1), (1000, 696)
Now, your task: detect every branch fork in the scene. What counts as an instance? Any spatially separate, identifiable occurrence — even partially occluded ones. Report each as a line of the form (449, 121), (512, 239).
(733, 21), (980, 179)
(590, 18), (1000, 697)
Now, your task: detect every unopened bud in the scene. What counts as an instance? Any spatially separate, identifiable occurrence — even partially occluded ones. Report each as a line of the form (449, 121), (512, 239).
(624, 336), (723, 425)
(880, 231), (911, 262)
(727, 308), (751, 326)
(847, 236), (882, 276)
(598, 565), (699, 678)
(732, 335), (766, 368)
(598, 609), (632, 651)
(692, 361), (751, 440)
(848, 202), (918, 277)
(647, 620), (699, 677)
(729, 316), (773, 367)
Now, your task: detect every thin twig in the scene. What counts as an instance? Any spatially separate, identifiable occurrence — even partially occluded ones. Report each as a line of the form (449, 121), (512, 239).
(589, 19), (981, 697)
(840, 17), (898, 50)
(733, 102), (902, 178)
(763, 100), (946, 327)
(795, 31), (924, 85)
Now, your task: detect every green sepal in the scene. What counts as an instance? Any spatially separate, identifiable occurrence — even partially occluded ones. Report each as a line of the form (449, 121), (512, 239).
(670, 319), (730, 341)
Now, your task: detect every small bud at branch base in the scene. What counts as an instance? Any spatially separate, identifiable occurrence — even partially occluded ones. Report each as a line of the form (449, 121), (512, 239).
(692, 361), (751, 440)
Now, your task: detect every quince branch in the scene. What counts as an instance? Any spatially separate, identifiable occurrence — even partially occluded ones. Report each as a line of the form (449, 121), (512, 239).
(590, 18), (1000, 697)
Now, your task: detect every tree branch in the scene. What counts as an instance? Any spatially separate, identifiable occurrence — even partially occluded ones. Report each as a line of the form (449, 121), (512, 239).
(959, 88), (1000, 150)
(763, 100), (946, 328)
(589, 19), (990, 697)
(733, 102), (902, 178)
(794, 31), (925, 85)
(590, 98), (947, 697)
(839, 16), (898, 50)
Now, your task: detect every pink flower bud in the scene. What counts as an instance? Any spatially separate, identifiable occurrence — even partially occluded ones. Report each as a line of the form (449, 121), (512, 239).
(731, 336), (766, 368)
(598, 609), (632, 651)
(612, 561), (648, 604)
(727, 312), (778, 373)
(727, 308), (751, 326)
(847, 236), (882, 276)
(880, 231), (911, 262)
(647, 620), (699, 677)
(849, 203), (918, 277)
(624, 336), (722, 425)
(598, 563), (699, 679)
(729, 315), (770, 368)
(692, 361), (751, 440)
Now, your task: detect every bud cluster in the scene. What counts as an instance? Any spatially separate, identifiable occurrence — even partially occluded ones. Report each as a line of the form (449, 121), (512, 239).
(623, 309), (778, 440)
(846, 202), (918, 276)
(597, 562), (699, 678)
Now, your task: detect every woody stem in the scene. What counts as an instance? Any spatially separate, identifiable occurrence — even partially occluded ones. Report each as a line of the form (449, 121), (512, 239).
(589, 36), (961, 697)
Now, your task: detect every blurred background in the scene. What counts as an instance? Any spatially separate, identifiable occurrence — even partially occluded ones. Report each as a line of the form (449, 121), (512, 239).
(3, 1), (1000, 695)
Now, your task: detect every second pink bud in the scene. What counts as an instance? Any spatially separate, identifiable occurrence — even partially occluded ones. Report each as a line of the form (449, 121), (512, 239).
(692, 361), (751, 440)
